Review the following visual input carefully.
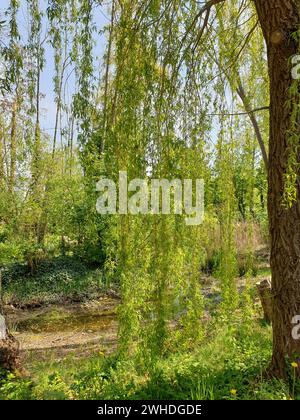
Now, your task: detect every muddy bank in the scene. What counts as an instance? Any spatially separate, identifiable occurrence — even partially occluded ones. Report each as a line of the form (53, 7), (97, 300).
(5, 297), (119, 363)
(4, 288), (121, 310)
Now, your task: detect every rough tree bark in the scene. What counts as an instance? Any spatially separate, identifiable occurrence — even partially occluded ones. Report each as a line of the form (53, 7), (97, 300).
(254, 0), (300, 377)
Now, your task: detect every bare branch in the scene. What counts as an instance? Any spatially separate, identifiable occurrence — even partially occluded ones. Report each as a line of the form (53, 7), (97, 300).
(209, 106), (269, 116)
(236, 81), (269, 170)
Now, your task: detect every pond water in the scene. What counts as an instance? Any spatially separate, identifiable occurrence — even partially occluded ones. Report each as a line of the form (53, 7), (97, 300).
(5, 299), (119, 357)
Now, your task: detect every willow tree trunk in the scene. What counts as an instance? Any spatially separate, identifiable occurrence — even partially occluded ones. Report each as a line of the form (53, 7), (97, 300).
(254, 0), (300, 377)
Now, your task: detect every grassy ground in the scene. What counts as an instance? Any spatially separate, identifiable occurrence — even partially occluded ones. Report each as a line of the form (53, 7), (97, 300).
(1, 318), (299, 400)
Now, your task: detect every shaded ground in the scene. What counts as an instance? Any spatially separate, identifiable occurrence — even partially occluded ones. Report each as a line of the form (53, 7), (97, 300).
(5, 297), (119, 364)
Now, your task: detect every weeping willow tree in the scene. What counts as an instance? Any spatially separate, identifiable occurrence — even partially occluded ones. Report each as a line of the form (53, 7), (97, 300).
(91, 0), (300, 377)
(96, 1), (210, 363)
(1, 0), (299, 379)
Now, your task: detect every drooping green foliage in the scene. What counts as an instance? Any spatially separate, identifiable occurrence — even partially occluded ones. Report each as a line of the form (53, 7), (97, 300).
(0, 0), (272, 386)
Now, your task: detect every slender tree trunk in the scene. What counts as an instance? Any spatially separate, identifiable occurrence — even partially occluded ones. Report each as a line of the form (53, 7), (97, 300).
(32, 62), (41, 190)
(254, 0), (300, 377)
(68, 112), (75, 177)
(31, 49), (47, 246)
(101, 0), (115, 153)
(52, 56), (69, 159)
(9, 99), (17, 193)
(0, 117), (5, 189)
(52, 83), (61, 159)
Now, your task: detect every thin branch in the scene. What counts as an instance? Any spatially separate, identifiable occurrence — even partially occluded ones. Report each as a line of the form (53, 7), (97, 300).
(209, 106), (269, 116)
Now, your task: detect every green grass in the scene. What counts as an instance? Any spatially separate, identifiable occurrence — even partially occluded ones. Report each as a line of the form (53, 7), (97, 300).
(1, 319), (298, 400)
(256, 267), (271, 278)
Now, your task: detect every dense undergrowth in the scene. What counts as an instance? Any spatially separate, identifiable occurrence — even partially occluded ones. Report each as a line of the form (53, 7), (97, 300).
(1, 246), (269, 308)
(1, 257), (108, 307)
